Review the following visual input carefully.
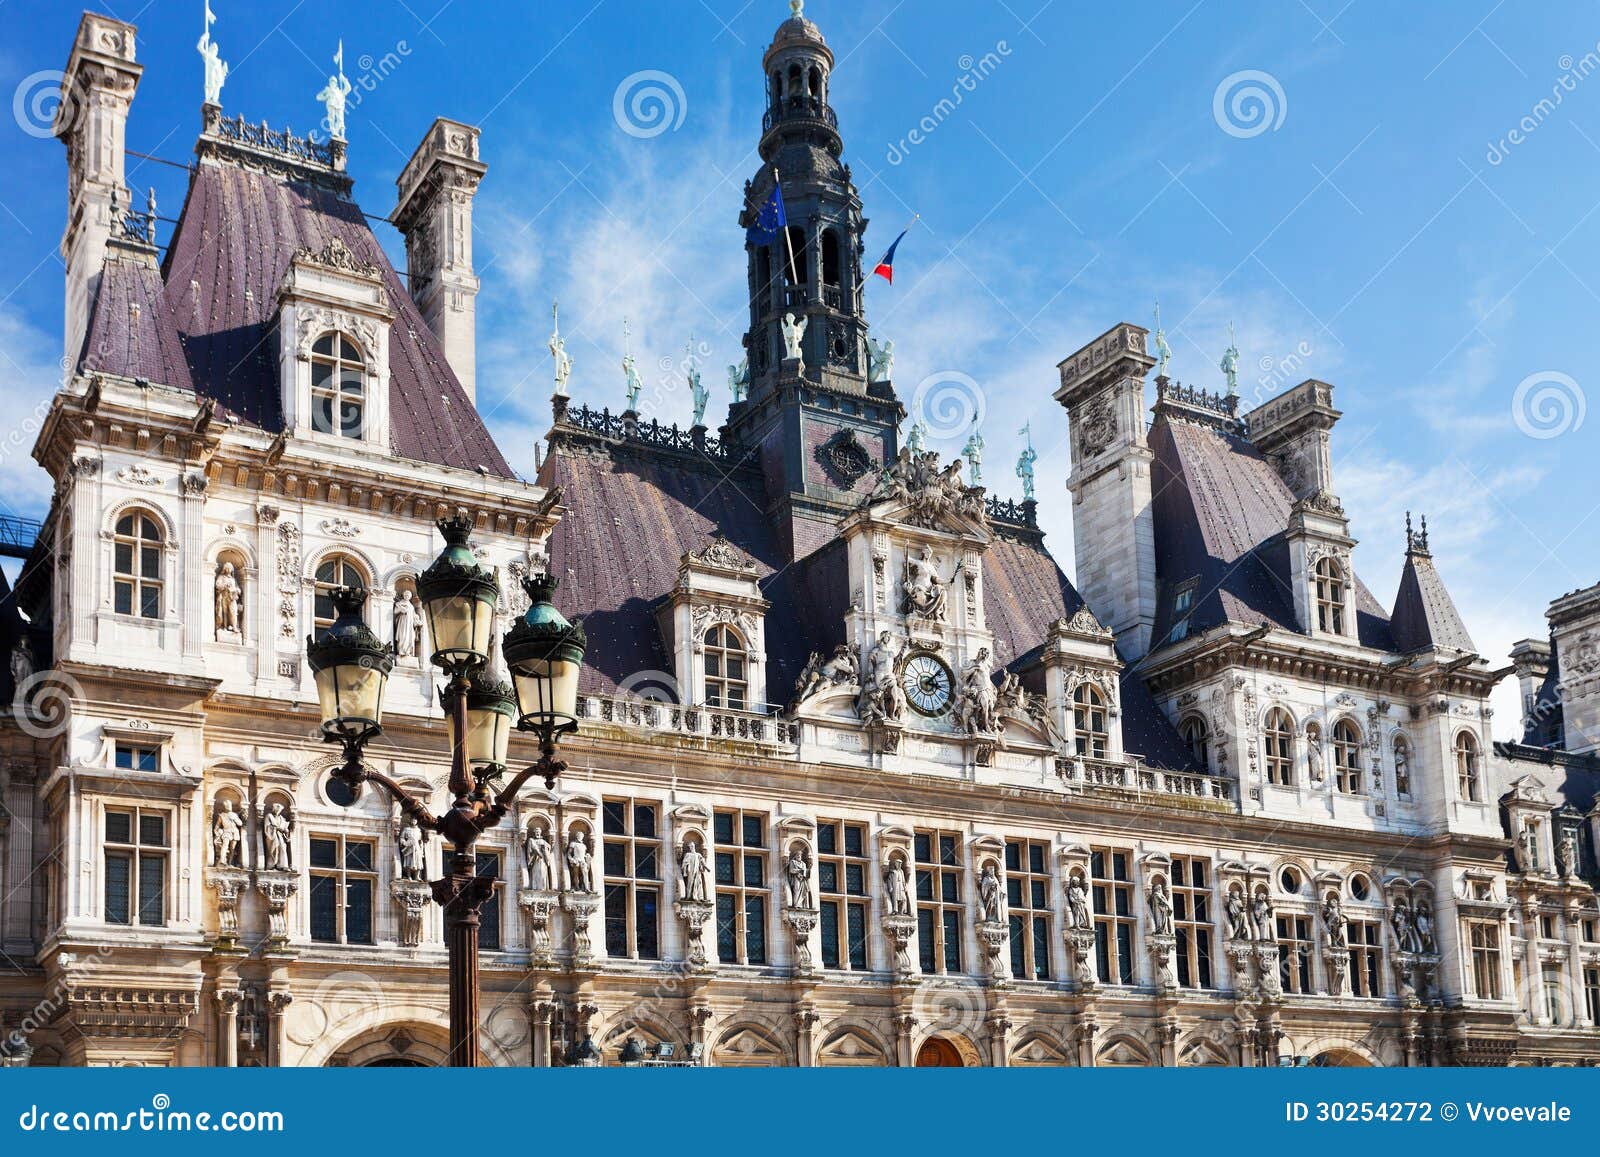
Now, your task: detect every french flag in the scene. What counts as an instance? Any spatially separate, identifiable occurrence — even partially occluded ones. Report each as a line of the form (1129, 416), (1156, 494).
(873, 226), (911, 284)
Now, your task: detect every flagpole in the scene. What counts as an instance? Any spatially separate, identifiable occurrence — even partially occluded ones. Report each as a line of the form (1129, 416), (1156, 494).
(774, 168), (801, 305)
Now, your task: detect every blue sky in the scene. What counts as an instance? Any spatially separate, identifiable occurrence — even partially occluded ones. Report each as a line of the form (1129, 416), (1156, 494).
(3, 0), (1598, 732)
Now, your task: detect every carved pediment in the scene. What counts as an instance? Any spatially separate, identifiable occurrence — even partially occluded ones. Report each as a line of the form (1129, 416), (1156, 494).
(819, 1028), (889, 1065)
(683, 535), (757, 575)
(293, 235), (382, 279)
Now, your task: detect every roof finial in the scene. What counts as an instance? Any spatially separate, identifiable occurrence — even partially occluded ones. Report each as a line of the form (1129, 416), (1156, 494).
(1220, 322), (1240, 398)
(1406, 511), (1431, 555)
(316, 40), (353, 141)
(548, 301), (571, 398)
(790, 0), (804, 16)
(198, 1), (229, 108)
(1153, 300), (1171, 379)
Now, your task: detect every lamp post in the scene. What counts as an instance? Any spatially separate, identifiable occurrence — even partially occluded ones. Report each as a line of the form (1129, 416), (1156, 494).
(307, 515), (585, 1067)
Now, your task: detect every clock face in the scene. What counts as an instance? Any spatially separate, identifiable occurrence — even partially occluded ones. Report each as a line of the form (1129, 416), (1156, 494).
(901, 653), (955, 717)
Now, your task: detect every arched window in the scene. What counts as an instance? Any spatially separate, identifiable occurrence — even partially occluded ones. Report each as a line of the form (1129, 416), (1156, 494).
(787, 64), (803, 106)
(703, 624), (748, 710)
(313, 554), (368, 632)
(1331, 719), (1362, 794)
(808, 66), (821, 98)
(1314, 557), (1347, 635)
(113, 510), (164, 619)
(769, 70), (781, 108)
(1263, 708), (1295, 786)
(1179, 716), (1209, 772)
(1072, 683), (1108, 759)
(780, 226), (808, 288)
(821, 230), (841, 287)
(1455, 732), (1481, 802)
(310, 332), (366, 439)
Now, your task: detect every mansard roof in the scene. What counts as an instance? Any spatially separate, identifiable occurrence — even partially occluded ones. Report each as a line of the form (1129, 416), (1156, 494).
(128, 153), (513, 477)
(79, 243), (193, 391)
(538, 417), (1199, 772)
(1148, 413), (1395, 651)
(1389, 543), (1477, 654)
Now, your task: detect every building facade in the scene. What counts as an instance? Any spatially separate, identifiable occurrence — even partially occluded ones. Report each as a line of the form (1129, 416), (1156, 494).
(2, 8), (1598, 1069)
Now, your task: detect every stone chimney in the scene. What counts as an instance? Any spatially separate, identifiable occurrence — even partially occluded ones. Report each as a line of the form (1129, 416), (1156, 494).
(393, 118), (487, 403)
(1054, 323), (1158, 660)
(56, 13), (142, 368)
(1240, 379), (1341, 501)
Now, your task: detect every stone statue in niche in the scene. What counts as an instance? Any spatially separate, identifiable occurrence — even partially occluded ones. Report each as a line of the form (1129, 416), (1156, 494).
(1305, 725), (1325, 783)
(1147, 877), (1174, 936)
(1250, 891), (1275, 942)
(1414, 899), (1436, 953)
(1557, 830), (1578, 878)
(9, 638), (34, 699)
(1391, 899), (1422, 954)
(397, 815), (428, 881)
(858, 631), (905, 725)
(523, 823), (554, 891)
(884, 855), (912, 916)
(214, 562), (242, 638)
(680, 838), (709, 903)
(1322, 895), (1348, 949)
(1065, 875), (1092, 930)
(262, 801), (295, 871)
(566, 829), (595, 893)
(1513, 826), (1538, 874)
(780, 312), (808, 364)
(784, 845), (813, 909)
(1225, 886), (1249, 940)
(978, 862), (1004, 923)
(900, 547), (947, 621)
(392, 589), (420, 660)
(955, 648), (998, 736)
(210, 799), (244, 867)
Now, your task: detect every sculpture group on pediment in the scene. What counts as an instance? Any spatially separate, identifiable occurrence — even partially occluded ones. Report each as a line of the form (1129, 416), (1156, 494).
(858, 631), (906, 725)
(791, 643), (860, 711)
(866, 448), (987, 529)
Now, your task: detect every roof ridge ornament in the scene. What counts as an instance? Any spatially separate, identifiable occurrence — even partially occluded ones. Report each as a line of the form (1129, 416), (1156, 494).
(293, 234), (381, 278)
(199, 1), (229, 109)
(1405, 511), (1431, 556)
(316, 41), (354, 142)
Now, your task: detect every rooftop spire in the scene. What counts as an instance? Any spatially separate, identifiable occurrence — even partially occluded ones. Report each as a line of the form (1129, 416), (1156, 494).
(1406, 511), (1430, 555)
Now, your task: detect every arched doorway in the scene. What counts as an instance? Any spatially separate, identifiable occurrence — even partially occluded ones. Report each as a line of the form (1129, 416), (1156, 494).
(1310, 1048), (1373, 1067)
(915, 1037), (965, 1067)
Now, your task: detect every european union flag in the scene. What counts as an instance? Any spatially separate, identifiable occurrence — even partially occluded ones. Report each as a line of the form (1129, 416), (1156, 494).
(746, 180), (788, 246)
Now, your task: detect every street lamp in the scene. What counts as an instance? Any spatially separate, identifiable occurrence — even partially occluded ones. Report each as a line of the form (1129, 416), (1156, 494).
(307, 515), (585, 1067)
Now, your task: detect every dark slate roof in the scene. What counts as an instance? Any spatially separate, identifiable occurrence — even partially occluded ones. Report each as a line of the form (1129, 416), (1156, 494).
(79, 246), (194, 389)
(539, 433), (1200, 771)
(158, 160), (512, 477)
(1389, 547), (1477, 653)
(1148, 416), (1395, 651)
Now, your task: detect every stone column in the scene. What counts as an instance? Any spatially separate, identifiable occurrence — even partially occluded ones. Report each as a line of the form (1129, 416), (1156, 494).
(216, 988), (240, 1067)
(267, 992), (292, 1067)
(793, 1007), (819, 1068)
(529, 993), (556, 1067)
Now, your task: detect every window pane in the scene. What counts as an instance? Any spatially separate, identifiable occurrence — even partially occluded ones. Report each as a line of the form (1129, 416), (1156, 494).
(844, 825), (863, 857)
(604, 886), (629, 957)
(716, 894), (737, 961)
(746, 896), (767, 963)
(346, 879), (374, 945)
(942, 909), (961, 972)
(918, 910), (936, 972)
(138, 812), (166, 846)
(309, 839), (338, 869)
(635, 889), (659, 960)
(141, 546), (160, 579)
(114, 543), (133, 573)
(714, 813), (734, 845)
(817, 823), (837, 855)
(309, 875), (338, 942)
(819, 862), (838, 893)
(105, 811), (132, 844)
(847, 902), (868, 970)
(603, 842), (627, 878)
(715, 852), (735, 885)
(480, 889), (501, 952)
(845, 863), (865, 896)
(114, 582), (133, 616)
(137, 855), (164, 926)
(820, 900), (841, 968)
(602, 800), (627, 835)
(743, 857), (764, 888)
(140, 586), (161, 619)
(743, 816), (763, 847)
(636, 846), (659, 881)
(105, 852), (131, 924)
(633, 805), (656, 840)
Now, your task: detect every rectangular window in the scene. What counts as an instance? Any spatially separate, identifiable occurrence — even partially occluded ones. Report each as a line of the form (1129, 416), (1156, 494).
(714, 809), (766, 965)
(104, 808), (166, 926)
(1171, 856), (1213, 989)
(1005, 839), (1051, 981)
(1276, 914), (1315, 994)
(1349, 920), (1382, 997)
(818, 820), (869, 970)
(1469, 921), (1502, 999)
(602, 799), (661, 960)
(477, 851), (503, 953)
(1090, 847), (1135, 985)
(308, 835), (377, 945)
(1585, 965), (1600, 1025)
(113, 743), (160, 772)
(916, 831), (963, 974)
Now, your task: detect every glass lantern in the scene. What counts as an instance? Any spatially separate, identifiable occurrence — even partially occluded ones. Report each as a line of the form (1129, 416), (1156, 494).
(306, 585), (395, 742)
(416, 515), (499, 673)
(502, 572), (586, 740)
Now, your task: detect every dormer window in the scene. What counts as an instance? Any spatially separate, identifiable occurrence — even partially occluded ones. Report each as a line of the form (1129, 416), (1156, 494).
(310, 332), (366, 438)
(1073, 683), (1109, 759)
(113, 510), (164, 618)
(1455, 732), (1482, 802)
(1179, 715), (1209, 771)
(703, 624), (749, 710)
(1314, 557), (1347, 635)
(1332, 719), (1362, 794)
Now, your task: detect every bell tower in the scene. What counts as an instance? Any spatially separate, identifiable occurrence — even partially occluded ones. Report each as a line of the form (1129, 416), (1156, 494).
(726, 1), (903, 559)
